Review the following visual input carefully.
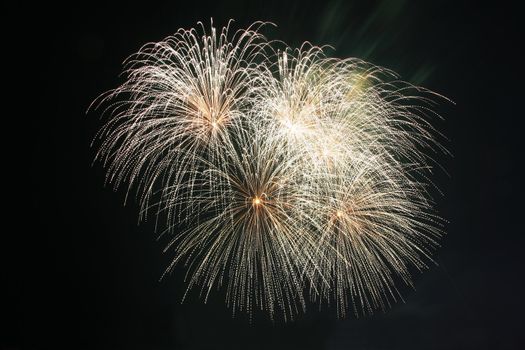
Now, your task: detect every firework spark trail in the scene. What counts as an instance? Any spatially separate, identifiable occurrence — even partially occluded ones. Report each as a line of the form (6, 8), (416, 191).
(162, 120), (322, 320)
(252, 45), (447, 316)
(308, 157), (443, 316)
(92, 20), (448, 320)
(91, 20), (270, 224)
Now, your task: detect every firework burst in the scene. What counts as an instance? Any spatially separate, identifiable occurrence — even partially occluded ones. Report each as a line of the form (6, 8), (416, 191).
(91, 20), (269, 222)
(92, 20), (448, 320)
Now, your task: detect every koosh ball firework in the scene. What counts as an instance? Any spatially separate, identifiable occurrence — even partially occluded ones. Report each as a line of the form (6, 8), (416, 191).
(91, 20), (449, 320)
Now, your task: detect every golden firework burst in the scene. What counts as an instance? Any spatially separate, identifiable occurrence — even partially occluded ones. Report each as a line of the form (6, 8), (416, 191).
(92, 20), (448, 320)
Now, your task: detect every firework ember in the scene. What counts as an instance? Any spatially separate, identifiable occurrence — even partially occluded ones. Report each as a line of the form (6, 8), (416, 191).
(92, 20), (448, 320)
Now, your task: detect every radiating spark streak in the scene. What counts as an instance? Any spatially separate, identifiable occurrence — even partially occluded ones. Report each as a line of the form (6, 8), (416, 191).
(92, 20), (448, 320)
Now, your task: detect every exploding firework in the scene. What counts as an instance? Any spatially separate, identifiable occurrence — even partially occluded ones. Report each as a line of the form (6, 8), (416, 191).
(92, 20), (448, 320)
(92, 20), (269, 222)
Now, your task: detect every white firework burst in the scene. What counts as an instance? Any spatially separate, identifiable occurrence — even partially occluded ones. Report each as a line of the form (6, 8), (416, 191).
(92, 20), (448, 320)
(92, 20), (269, 224)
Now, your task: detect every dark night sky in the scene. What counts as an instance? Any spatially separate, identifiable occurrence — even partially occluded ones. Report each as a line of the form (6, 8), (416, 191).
(10, 0), (524, 349)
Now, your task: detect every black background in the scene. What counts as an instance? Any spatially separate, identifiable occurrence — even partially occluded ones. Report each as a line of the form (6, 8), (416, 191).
(11, 0), (523, 349)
